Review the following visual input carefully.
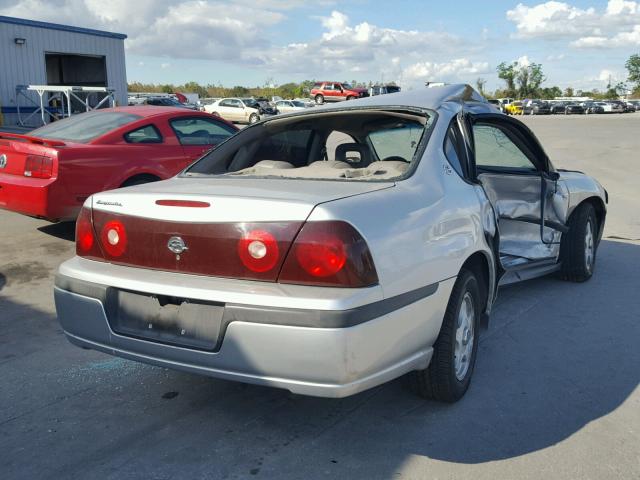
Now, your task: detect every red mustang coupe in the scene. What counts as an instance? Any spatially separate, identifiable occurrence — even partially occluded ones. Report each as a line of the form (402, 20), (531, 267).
(0, 106), (238, 221)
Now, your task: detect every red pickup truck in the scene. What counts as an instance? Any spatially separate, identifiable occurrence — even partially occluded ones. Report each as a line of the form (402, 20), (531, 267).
(310, 82), (369, 105)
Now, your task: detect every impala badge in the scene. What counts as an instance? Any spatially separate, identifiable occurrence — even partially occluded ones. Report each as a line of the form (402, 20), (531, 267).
(167, 236), (188, 259)
(0, 154), (7, 169)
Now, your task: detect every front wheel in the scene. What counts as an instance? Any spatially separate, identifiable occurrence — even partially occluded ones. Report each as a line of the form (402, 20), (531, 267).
(409, 269), (481, 402)
(559, 203), (598, 282)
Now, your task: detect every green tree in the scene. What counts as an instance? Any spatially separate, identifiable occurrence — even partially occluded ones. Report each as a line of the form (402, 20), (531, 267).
(625, 54), (640, 88)
(564, 87), (574, 97)
(181, 81), (208, 97)
(496, 61), (518, 97)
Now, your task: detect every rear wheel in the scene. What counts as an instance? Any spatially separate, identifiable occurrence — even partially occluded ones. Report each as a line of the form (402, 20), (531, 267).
(559, 203), (598, 282)
(346, 95), (355, 101)
(409, 269), (481, 402)
(315, 94), (324, 105)
(248, 113), (259, 124)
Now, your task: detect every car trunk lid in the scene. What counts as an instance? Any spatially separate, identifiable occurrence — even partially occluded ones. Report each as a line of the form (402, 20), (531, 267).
(89, 177), (392, 280)
(0, 133), (63, 177)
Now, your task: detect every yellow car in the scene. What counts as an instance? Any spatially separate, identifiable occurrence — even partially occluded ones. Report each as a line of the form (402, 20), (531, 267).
(505, 101), (523, 115)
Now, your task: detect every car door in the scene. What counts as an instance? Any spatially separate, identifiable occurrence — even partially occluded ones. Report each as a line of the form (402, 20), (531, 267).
(169, 116), (238, 163)
(334, 83), (347, 101)
(468, 113), (569, 267)
(217, 99), (240, 122)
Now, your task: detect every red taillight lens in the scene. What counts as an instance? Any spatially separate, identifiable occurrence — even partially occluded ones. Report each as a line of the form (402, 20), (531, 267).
(100, 220), (128, 257)
(295, 231), (346, 277)
(75, 206), (103, 259)
(279, 221), (378, 288)
(24, 155), (53, 179)
(238, 229), (280, 272)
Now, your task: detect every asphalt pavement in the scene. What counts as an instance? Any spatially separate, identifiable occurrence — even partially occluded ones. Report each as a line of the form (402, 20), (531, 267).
(0, 113), (639, 479)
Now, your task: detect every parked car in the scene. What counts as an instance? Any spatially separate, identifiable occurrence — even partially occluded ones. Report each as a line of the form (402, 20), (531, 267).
(143, 97), (198, 110)
(54, 84), (607, 403)
(0, 107), (238, 221)
(505, 101), (523, 115)
(369, 84), (401, 96)
(550, 102), (567, 114)
(252, 98), (278, 116)
(310, 81), (369, 104)
(274, 100), (308, 114)
(204, 98), (264, 124)
(523, 100), (551, 115)
(583, 102), (605, 114)
(565, 104), (585, 115)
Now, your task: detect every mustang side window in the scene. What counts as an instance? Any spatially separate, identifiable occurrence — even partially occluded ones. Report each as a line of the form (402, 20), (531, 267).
(473, 124), (536, 170)
(170, 118), (236, 146)
(124, 125), (163, 144)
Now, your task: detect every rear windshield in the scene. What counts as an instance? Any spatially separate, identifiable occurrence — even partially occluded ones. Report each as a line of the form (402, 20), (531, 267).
(185, 109), (434, 182)
(31, 111), (141, 143)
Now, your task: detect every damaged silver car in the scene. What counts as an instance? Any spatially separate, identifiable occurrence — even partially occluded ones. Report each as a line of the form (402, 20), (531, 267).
(54, 84), (607, 402)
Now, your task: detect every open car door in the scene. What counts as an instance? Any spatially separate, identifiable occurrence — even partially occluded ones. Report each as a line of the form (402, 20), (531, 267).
(467, 113), (570, 282)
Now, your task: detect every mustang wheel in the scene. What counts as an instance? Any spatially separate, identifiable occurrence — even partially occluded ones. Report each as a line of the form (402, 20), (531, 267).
(410, 268), (481, 402)
(560, 203), (598, 282)
(315, 94), (324, 105)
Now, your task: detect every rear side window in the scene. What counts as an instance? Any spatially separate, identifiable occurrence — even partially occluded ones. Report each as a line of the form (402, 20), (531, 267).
(31, 111), (141, 143)
(124, 125), (162, 144)
(170, 118), (236, 146)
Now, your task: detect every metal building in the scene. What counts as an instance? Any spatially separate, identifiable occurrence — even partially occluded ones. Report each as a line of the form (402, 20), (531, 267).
(0, 15), (127, 126)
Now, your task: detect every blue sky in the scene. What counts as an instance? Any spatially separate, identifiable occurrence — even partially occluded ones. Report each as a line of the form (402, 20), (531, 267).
(1, 0), (638, 91)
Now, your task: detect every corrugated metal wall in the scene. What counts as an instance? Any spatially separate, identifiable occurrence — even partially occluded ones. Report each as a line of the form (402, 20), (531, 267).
(0, 21), (127, 125)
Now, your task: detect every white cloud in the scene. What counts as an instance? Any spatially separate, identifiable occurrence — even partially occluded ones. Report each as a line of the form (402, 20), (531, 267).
(506, 0), (640, 48)
(160, 62), (171, 69)
(402, 59), (491, 83)
(0, 1), (488, 85)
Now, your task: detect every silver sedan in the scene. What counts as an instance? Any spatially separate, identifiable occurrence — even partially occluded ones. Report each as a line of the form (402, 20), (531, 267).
(55, 84), (607, 402)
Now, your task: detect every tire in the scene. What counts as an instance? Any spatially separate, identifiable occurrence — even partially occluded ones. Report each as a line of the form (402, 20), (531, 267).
(559, 203), (598, 282)
(315, 94), (324, 105)
(346, 95), (355, 101)
(248, 113), (259, 124)
(409, 269), (481, 402)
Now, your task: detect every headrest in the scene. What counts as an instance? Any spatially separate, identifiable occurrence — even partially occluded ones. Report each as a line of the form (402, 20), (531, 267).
(335, 143), (371, 167)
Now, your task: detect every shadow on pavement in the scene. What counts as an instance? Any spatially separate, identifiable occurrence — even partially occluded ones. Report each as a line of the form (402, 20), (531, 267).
(0, 240), (638, 479)
(37, 221), (76, 242)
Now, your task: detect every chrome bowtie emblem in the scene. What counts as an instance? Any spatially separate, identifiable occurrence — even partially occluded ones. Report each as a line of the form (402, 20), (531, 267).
(0, 154), (7, 169)
(167, 236), (188, 256)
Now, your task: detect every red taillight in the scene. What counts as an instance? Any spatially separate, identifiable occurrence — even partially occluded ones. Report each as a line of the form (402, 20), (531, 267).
(237, 229), (280, 272)
(295, 231), (346, 277)
(24, 155), (53, 179)
(75, 206), (102, 259)
(278, 221), (378, 288)
(100, 220), (128, 257)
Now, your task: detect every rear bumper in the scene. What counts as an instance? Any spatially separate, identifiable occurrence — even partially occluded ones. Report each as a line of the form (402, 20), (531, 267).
(54, 268), (454, 397)
(0, 173), (72, 220)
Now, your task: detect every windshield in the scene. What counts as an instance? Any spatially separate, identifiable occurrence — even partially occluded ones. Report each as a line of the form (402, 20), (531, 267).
(292, 101), (306, 107)
(242, 98), (258, 107)
(341, 84), (354, 90)
(31, 111), (141, 143)
(185, 109), (434, 182)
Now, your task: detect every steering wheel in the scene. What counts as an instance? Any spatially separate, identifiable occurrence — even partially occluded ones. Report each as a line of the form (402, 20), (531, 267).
(381, 156), (410, 163)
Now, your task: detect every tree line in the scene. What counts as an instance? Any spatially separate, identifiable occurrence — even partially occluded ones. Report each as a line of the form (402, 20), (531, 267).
(127, 80), (381, 99)
(486, 53), (640, 100)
